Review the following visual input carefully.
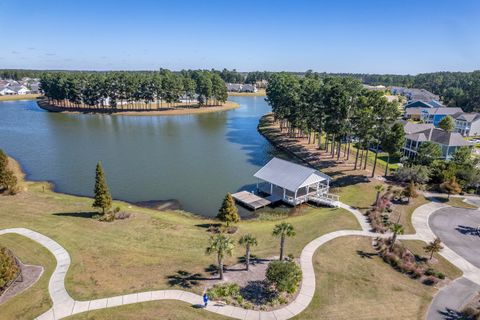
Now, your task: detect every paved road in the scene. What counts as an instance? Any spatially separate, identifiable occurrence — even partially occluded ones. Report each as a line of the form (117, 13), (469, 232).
(427, 277), (480, 320)
(429, 207), (480, 268)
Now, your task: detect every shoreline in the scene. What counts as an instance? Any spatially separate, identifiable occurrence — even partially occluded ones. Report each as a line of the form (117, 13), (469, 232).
(0, 94), (42, 102)
(228, 88), (266, 97)
(36, 99), (240, 116)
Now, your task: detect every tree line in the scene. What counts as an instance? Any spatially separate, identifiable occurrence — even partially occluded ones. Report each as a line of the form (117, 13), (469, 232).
(266, 73), (404, 177)
(40, 69), (228, 110)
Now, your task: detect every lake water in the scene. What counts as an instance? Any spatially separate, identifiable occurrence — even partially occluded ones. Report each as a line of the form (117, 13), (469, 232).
(0, 96), (288, 216)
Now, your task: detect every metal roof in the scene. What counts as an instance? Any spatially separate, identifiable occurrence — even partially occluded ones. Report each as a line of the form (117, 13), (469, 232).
(254, 158), (331, 192)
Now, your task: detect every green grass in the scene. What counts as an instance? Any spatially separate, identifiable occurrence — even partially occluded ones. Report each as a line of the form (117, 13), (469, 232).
(292, 236), (461, 320)
(0, 234), (55, 320)
(228, 88), (266, 96)
(430, 196), (478, 209)
(65, 300), (230, 320)
(0, 176), (359, 303)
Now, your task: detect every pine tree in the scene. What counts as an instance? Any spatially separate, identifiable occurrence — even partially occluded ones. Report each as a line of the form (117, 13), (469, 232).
(217, 193), (240, 227)
(0, 149), (17, 194)
(92, 162), (112, 215)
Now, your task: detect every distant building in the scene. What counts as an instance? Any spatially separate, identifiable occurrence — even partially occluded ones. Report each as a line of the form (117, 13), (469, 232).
(0, 86), (15, 95)
(9, 85), (30, 95)
(226, 83), (258, 93)
(391, 87), (440, 102)
(363, 84), (386, 91)
(403, 127), (470, 160)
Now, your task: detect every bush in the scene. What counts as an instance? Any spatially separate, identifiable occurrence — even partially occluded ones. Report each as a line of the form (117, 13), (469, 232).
(207, 283), (241, 300)
(422, 276), (439, 286)
(0, 247), (20, 290)
(114, 211), (131, 220)
(266, 260), (302, 294)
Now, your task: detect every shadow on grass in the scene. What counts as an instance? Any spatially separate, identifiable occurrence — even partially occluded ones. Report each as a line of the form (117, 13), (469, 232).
(167, 270), (209, 288)
(356, 250), (377, 259)
(52, 211), (97, 219)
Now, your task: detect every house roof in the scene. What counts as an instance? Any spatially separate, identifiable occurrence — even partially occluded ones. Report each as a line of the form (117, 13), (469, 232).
(454, 112), (480, 123)
(401, 121), (435, 134)
(254, 157), (331, 192)
(406, 128), (470, 147)
(405, 107), (463, 116)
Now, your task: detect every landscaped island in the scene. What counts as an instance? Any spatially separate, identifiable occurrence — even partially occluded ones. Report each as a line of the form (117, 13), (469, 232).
(37, 69), (235, 115)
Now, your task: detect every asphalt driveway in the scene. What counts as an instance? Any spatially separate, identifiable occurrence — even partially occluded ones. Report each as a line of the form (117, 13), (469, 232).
(429, 206), (480, 268)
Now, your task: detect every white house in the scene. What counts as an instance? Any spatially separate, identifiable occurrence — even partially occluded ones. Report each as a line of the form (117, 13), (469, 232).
(0, 86), (15, 95)
(10, 85), (30, 95)
(454, 113), (480, 137)
(226, 83), (258, 93)
(253, 157), (339, 207)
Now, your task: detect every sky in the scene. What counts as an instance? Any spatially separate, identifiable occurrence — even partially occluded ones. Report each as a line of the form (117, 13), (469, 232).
(0, 0), (479, 74)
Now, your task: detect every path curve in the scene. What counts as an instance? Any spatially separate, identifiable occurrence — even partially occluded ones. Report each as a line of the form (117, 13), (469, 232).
(1, 200), (479, 320)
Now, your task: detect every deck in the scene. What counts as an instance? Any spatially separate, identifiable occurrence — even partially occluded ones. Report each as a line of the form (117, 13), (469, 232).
(232, 191), (273, 210)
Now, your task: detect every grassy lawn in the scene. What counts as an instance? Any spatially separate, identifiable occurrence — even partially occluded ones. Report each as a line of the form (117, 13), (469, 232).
(0, 158), (360, 305)
(1, 234), (55, 320)
(391, 195), (430, 234)
(65, 300), (230, 320)
(0, 94), (42, 102)
(430, 196), (478, 209)
(293, 236), (461, 320)
(228, 88), (266, 96)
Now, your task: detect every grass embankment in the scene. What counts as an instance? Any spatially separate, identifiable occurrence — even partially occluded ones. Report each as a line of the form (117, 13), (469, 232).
(72, 237), (461, 320)
(0, 157), (359, 316)
(38, 100), (240, 116)
(0, 235), (55, 319)
(228, 88), (266, 96)
(0, 94), (42, 102)
(294, 237), (461, 320)
(429, 196), (478, 209)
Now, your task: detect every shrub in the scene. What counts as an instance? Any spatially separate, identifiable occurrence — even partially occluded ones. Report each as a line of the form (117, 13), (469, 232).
(266, 260), (302, 294)
(114, 211), (131, 220)
(422, 276), (439, 286)
(0, 247), (20, 290)
(207, 283), (241, 300)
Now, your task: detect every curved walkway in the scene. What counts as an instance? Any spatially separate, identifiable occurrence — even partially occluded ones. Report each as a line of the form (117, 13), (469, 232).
(1, 200), (479, 320)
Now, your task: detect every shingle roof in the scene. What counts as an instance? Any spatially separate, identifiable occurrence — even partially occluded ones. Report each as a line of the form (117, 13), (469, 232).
(407, 128), (470, 147)
(455, 112), (480, 123)
(402, 121), (435, 134)
(254, 158), (331, 192)
(406, 107), (463, 116)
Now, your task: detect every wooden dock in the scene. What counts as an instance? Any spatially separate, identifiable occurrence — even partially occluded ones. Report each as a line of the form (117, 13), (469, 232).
(232, 191), (272, 210)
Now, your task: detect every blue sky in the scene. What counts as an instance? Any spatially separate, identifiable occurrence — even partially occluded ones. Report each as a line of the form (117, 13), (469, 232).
(0, 0), (479, 74)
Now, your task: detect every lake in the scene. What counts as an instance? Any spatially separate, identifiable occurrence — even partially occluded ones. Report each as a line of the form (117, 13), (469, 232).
(0, 96), (288, 216)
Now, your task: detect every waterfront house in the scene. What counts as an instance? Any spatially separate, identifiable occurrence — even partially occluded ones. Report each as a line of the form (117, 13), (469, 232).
(453, 112), (480, 137)
(226, 83), (258, 93)
(9, 85), (30, 95)
(253, 157), (339, 207)
(404, 107), (463, 126)
(402, 127), (470, 160)
(0, 86), (15, 95)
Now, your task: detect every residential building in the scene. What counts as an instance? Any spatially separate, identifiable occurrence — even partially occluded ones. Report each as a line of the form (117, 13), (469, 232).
(404, 107), (463, 126)
(226, 83), (258, 93)
(9, 85), (30, 95)
(401, 121), (435, 135)
(403, 127), (470, 160)
(0, 86), (15, 95)
(403, 100), (444, 109)
(391, 87), (440, 102)
(453, 113), (480, 137)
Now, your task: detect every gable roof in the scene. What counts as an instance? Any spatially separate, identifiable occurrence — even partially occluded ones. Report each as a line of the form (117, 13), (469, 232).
(405, 107), (463, 116)
(402, 121), (435, 134)
(254, 157), (331, 192)
(454, 112), (480, 123)
(406, 128), (470, 147)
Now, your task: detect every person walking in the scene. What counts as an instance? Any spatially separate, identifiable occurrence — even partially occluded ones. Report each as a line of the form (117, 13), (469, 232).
(203, 289), (209, 308)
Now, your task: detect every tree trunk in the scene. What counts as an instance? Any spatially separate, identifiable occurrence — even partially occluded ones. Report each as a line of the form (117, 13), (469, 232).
(354, 146), (360, 170)
(337, 139), (341, 160)
(384, 155), (390, 177)
(218, 254), (224, 280)
(371, 143), (380, 178)
(389, 233), (397, 251)
(375, 191), (380, 206)
(359, 148), (364, 170)
(280, 235), (285, 261)
(363, 148), (369, 170)
(347, 139), (351, 160)
(246, 246), (250, 271)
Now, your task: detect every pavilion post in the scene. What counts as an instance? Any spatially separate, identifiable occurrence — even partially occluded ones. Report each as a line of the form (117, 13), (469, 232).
(270, 183), (273, 194)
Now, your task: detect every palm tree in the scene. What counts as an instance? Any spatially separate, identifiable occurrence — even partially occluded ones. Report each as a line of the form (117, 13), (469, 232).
(205, 234), (235, 280)
(238, 234), (258, 271)
(388, 223), (404, 250)
(374, 184), (385, 206)
(423, 238), (443, 260)
(272, 222), (296, 261)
